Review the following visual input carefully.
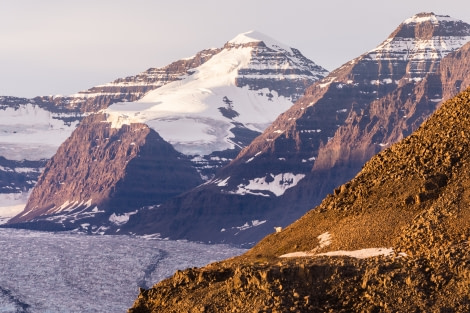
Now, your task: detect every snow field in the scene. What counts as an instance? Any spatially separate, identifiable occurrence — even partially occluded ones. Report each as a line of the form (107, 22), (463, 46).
(0, 103), (79, 160)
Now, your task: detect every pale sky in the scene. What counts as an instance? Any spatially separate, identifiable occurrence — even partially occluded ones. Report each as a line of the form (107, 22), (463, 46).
(0, 0), (469, 98)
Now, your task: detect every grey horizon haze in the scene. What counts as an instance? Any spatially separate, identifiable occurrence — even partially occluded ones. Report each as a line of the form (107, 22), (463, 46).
(0, 0), (469, 98)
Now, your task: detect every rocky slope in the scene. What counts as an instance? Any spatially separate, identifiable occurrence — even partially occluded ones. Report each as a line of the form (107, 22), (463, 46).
(121, 13), (470, 244)
(7, 31), (326, 230)
(8, 114), (202, 231)
(128, 81), (470, 313)
(281, 38), (470, 221)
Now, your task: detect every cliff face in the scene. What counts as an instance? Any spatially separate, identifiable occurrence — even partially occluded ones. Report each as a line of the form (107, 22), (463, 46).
(9, 114), (202, 230)
(121, 13), (470, 244)
(128, 82), (470, 313)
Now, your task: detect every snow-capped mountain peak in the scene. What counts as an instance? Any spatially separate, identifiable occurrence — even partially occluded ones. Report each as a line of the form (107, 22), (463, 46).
(7, 30), (328, 230)
(403, 12), (459, 25)
(227, 30), (291, 51)
(361, 13), (470, 78)
(104, 31), (328, 156)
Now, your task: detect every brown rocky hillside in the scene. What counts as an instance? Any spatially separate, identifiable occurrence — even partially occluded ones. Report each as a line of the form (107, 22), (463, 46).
(128, 86), (470, 312)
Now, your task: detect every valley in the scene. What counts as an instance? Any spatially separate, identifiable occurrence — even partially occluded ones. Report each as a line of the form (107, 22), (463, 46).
(0, 229), (244, 312)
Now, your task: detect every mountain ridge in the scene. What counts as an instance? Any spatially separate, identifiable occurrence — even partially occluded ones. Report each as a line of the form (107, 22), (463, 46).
(120, 12), (470, 245)
(6, 31), (327, 230)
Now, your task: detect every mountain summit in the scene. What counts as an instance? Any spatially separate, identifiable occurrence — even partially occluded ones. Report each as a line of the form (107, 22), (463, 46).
(104, 30), (327, 157)
(366, 12), (470, 79)
(120, 13), (470, 245)
(7, 31), (327, 230)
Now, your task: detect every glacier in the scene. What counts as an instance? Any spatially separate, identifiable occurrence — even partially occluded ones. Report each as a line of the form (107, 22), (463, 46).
(0, 229), (245, 312)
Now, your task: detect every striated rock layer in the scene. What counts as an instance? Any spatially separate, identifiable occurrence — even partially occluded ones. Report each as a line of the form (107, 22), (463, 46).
(128, 83), (470, 313)
(8, 30), (327, 230)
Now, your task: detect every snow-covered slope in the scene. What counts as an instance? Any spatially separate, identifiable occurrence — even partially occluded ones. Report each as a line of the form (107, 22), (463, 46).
(0, 102), (80, 161)
(0, 98), (81, 219)
(105, 30), (327, 157)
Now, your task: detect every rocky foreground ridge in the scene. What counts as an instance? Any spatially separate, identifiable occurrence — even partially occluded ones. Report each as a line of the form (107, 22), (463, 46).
(129, 86), (470, 312)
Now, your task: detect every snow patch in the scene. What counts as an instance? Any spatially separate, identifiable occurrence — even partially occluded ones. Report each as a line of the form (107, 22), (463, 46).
(109, 210), (138, 226)
(318, 77), (336, 89)
(281, 247), (397, 259)
(229, 220), (267, 234)
(316, 248), (395, 259)
(214, 177), (230, 187)
(317, 232), (332, 248)
(231, 173), (305, 197)
(404, 13), (459, 25)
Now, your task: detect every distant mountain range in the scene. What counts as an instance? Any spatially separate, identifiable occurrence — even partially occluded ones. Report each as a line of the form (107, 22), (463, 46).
(4, 13), (470, 250)
(3, 31), (328, 230)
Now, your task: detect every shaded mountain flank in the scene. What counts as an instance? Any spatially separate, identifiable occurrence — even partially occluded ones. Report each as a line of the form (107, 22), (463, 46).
(121, 13), (470, 245)
(8, 114), (202, 231)
(128, 81), (470, 313)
